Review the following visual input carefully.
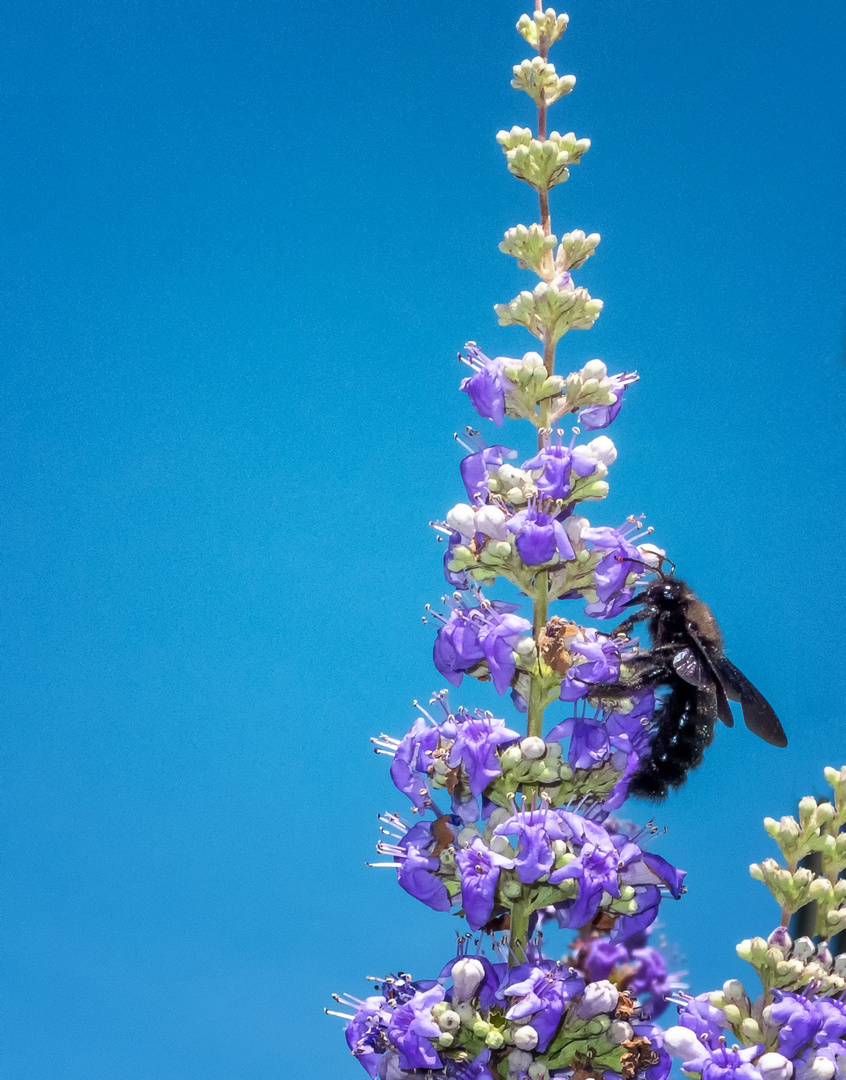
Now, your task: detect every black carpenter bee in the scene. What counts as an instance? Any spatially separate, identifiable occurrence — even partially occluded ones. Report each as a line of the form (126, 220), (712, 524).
(611, 574), (788, 800)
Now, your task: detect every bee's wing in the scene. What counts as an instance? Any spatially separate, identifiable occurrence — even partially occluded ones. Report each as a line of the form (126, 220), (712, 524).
(675, 644), (734, 728)
(713, 656), (788, 748)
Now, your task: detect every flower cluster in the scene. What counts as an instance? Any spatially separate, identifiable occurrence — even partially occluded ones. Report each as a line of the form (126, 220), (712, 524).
(659, 770), (846, 1080)
(340, 950), (672, 1080)
(374, 794), (683, 937)
(327, 8), (816, 1080)
(664, 987), (846, 1080)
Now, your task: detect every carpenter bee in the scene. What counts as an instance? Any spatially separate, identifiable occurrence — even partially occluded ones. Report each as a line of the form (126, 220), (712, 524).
(611, 574), (787, 800)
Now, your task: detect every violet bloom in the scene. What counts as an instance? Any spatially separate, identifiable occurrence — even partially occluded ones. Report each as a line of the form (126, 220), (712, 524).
(389, 717), (443, 809)
(433, 598), (530, 695)
(548, 812), (620, 927)
(493, 803), (557, 884)
(345, 994), (391, 1079)
(500, 959), (585, 1052)
(522, 444), (573, 501)
(386, 984), (445, 1071)
(459, 344), (509, 426)
(455, 837), (515, 930)
(396, 844), (451, 913)
(678, 994), (731, 1043)
(547, 714), (612, 769)
(559, 629), (622, 700)
(390, 819), (455, 913)
(443, 1049), (497, 1080)
(449, 710), (520, 796)
(582, 524), (644, 619)
(583, 938), (628, 982)
(508, 504), (575, 566)
(579, 371), (637, 430)
(769, 992), (823, 1060)
(629, 945), (673, 1019)
(459, 444), (517, 503)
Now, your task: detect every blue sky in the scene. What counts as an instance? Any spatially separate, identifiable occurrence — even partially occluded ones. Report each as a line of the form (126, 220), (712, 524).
(1, 1), (845, 1077)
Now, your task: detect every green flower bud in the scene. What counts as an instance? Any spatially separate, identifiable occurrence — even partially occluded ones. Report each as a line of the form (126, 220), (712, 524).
(517, 8), (569, 51)
(486, 1029), (505, 1050)
(511, 57), (576, 106)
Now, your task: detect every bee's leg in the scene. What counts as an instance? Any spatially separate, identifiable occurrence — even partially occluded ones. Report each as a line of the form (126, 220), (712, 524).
(613, 605), (654, 637)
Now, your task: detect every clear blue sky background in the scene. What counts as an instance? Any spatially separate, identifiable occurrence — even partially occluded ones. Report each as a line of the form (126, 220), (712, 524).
(1, 1), (845, 1077)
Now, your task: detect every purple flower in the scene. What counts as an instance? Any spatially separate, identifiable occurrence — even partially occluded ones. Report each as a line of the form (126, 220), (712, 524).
(389, 819), (456, 913)
(678, 994), (730, 1042)
(558, 629), (622, 700)
(389, 717), (443, 809)
(581, 525), (645, 619)
(455, 837), (515, 930)
(433, 597), (531, 695)
(459, 444), (517, 503)
(548, 714), (612, 769)
(432, 604), (487, 687)
(629, 945), (673, 1019)
(386, 984), (445, 1070)
(443, 1050), (497, 1080)
(583, 938), (628, 982)
(345, 994), (391, 1078)
(396, 844), (451, 912)
(522, 444), (574, 500)
(449, 710), (520, 796)
(579, 371), (637, 430)
(548, 812), (620, 927)
(493, 803), (559, 884)
(459, 345), (509, 425)
(508, 504), (575, 566)
(769, 992), (823, 1059)
(501, 959), (585, 1051)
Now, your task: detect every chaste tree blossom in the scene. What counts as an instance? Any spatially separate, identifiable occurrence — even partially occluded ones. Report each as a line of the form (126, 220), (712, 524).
(325, 7), (832, 1080)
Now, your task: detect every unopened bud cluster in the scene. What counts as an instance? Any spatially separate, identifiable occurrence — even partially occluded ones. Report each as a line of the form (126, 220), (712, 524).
(750, 769), (846, 935)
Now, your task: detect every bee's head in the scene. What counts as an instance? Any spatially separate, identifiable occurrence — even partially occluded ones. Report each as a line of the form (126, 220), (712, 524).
(649, 575), (684, 607)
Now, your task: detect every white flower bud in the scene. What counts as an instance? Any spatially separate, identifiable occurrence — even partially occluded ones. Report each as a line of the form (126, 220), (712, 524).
(580, 359), (607, 381)
(476, 505), (509, 540)
(757, 1053), (793, 1080)
(799, 1054), (835, 1080)
(438, 1009), (462, 1032)
(793, 936), (816, 961)
(512, 1025), (539, 1050)
(520, 736), (546, 760)
(515, 636), (538, 658)
(574, 980), (618, 1019)
(663, 1026), (709, 1063)
(608, 1021), (633, 1044)
(451, 958), (485, 1002)
(586, 435), (617, 466)
(446, 503), (477, 540)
